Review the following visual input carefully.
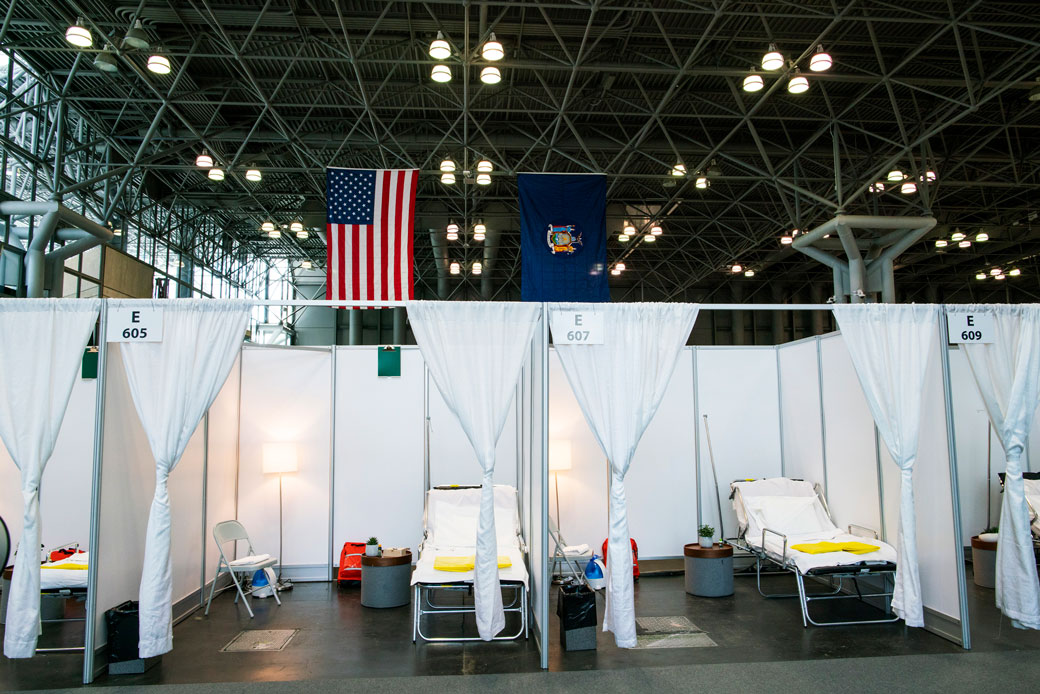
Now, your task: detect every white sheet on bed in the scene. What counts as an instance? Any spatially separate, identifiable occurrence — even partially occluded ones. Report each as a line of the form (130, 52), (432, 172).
(411, 545), (529, 587)
(1025, 478), (1040, 537)
(747, 528), (898, 575)
(39, 552), (89, 591)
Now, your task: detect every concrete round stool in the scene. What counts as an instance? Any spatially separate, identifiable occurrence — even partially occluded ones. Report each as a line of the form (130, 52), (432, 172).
(971, 536), (997, 588)
(684, 543), (734, 597)
(361, 551), (412, 608)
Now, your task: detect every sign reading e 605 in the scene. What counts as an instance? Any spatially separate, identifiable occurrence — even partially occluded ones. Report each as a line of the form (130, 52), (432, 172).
(107, 307), (164, 343)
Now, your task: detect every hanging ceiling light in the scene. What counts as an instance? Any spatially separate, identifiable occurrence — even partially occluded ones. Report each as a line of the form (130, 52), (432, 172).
(762, 43), (783, 71)
(623, 221), (636, 236)
(480, 66), (501, 84)
(958, 240), (971, 248)
(474, 222), (486, 241)
(440, 172), (456, 185)
(671, 162), (686, 177)
(290, 220), (304, 233)
(809, 45), (832, 72)
(887, 169), (904, 182)
(780, 234), (794, 245)
(901, 181), (917, 194)
(787, 69), (809, 94)
(296, 230), (309, 240)
(869, 182), (885, 193)
(618, 233), (630, 242)
(446, 221), (459, 241)
(707, 159), (722, 177)
(976, 272), (987, 280)
(123, 19), (149, 50)
(475, 172), (491, 185)
(695, 176), (709, 189)
(147, 50), (171, 75)
(975, 231), (989, 242)
(650, 224), (663, 236)
(644, 234), (656, 242)
(743, 71), (764, 92)
(1009, 268), (1021, 276)
(207, 168), (224, 181)
(935, 239), (948, 248)
(65, 19), (92, 48)
(995, 273), (1006, 280)
(449, 261), (460, 275)
(195, 150), (214, 168)
(472, 261), (483, 275)
(431, 64), (451, 82)
(245, 168), (262, 182)
(616, 262), (626, 271)
(610, 267), (622, 276)
(440, 158), (456, 173)
(476, 159), (493, 173)
(950, 231), (966, 242)
(302, 260), (313, 270)
(429, 32), (451, 60)
(261, 221), (275, 233)
(990, 268), (1002, 276)
(482, 33), (504, 61)
(94, 47), (119, 72)
(729, 264), (742, 273)
(921, 170), (937, 182)
(268, 229), (281, 239)
(744, 269), (756, 277)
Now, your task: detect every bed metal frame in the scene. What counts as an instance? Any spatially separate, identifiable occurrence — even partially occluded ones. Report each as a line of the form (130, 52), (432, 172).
(730, 482), (899, 628)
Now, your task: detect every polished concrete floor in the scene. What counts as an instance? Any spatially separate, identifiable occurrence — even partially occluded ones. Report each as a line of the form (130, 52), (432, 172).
(2, 562), (1038, 690)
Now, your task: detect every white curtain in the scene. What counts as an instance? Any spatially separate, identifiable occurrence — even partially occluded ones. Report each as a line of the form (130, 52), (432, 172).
(0, 299), (100, 659)
(114, 299), (251, 657)
(949, 304), (1040, 629)
(832, 303), (939, 628)
(549, 302), (699, 647)
(407, 301), (540, 640)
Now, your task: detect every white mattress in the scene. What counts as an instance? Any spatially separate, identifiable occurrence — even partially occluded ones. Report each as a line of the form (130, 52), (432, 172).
(39, 553), (89, 590)
(1024, 477), (1040, 537)
(747, 528), (898, 575)
(411, 545), (529, 587)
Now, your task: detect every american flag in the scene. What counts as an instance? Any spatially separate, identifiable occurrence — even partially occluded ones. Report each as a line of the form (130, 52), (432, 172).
(326, 167), (418, 303)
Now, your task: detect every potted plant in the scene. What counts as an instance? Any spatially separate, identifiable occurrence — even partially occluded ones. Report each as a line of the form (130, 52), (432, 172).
(698, 524), (715, 549)
(365, 537), (380, 557)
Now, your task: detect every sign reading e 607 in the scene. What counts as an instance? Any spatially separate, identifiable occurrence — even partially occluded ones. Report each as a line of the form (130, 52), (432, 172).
(107, 307), (164, 343)
(550, 310), (604, 345)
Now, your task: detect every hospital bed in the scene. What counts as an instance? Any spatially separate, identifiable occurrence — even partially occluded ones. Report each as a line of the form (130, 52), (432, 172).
(411, 485), (529, 642)
(1, 550), (89, 653)
(729, 478), (899, 627)
(998, 472), (1040, 556)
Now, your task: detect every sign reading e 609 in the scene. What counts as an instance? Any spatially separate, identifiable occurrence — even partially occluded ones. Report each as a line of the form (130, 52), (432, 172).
(107, 307), (164, 343)
(947, 312), (994, 344)
(550, 310), (604, 345)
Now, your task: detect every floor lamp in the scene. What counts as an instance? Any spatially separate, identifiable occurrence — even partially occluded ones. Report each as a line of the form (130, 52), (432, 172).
(262, 442), (298, 590)
(549, 440), (572, 581)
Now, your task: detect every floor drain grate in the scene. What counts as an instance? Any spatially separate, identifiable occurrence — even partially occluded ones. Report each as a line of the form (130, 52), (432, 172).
(634, 616), (717, 649)
(221, 629), (298, 652)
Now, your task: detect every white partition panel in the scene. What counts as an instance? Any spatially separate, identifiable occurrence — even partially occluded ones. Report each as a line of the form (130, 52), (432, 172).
(206, 356), (241, 581)
(875, 332), (963, 641)
(527, 325), (547, 669)
(428, 377), (519, 488)
(626, 349), (697, 558)
(333, 347), (425, 560)
(0, 375), (96, 552)
(238, 347), (331, 580)
(93, 346), (206, 647)
(818, 333), (882, 534)
(778, 339), (826, 487)
(696, 347), (782, 539)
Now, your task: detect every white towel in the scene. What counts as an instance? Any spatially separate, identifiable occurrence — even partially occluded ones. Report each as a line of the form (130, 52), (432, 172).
(229, 553), (271, 566)
(562, 544), (590, 556)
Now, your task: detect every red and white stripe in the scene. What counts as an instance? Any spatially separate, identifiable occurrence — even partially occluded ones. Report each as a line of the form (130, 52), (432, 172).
(326, 168), (418, 304)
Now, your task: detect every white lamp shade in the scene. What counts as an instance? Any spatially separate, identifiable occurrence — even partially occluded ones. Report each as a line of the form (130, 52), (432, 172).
(549, 440), (572, 471)
(263, 442), (298, 474)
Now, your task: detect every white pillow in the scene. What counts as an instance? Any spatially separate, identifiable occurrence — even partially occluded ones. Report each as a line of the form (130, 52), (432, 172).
(746, 495), (829, 536)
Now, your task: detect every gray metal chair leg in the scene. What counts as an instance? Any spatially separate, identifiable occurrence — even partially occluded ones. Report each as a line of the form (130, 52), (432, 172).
(204, 565), (222, 616)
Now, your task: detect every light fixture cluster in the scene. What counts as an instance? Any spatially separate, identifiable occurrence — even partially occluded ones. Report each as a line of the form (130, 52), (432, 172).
(976, 267), (1021, 281)
(67, 17), (173, 75)
(617, 220), (665, 243)
(610, 261), (626, 276)
(429, 31), (504, 84)
(870, 168), (937, 195)
(934, 228), (986, 250)
(779, 228), (802, 245)
(439, 156), (494, 185)
(195, 149), (264, 183)
(727, 262), (756, 277)
(444, 219), (488, 242)
(743, 44), (831, 95)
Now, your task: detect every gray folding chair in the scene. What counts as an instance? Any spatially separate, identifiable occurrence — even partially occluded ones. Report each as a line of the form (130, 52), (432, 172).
(205, 520), (280, 618)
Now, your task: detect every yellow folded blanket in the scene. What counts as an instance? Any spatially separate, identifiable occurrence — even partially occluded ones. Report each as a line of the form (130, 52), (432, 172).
(790, 541), (879, 555)
(433, 555), (512, 572)
(41, 563), (88, 570)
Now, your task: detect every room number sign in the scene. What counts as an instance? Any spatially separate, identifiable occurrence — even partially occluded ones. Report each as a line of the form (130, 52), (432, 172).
(947, 312), (994, 344)
(550, 310), (604, 344)
(106, 307), (164, 342)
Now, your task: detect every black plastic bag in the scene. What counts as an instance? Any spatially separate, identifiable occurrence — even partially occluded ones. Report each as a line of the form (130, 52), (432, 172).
(556, 583), (597, 630)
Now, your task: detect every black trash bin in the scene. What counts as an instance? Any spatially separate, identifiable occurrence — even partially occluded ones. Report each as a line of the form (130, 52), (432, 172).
(105, 600), (139, 663)
(556, 583), (597, 651)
